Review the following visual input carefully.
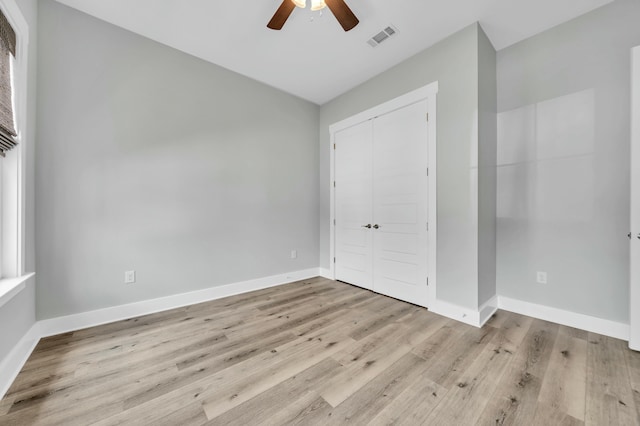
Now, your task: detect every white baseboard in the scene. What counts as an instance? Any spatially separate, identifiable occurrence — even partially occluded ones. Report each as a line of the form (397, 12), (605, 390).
(498, 296), (629, 341)
(479, 296), (499, 327)
(430, 295), (498, 328)
(4, 274), (630, 399)
(319, 268), (332, 279)
(0, 322), (41, 399)
(431, 299), (483, 327)
(39, 268), (320, 338)
(1, 268), (321, 399)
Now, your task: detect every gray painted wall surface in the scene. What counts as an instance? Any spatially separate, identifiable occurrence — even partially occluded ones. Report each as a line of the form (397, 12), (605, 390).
(36, 1), (319, 319)
(320, 24), (482, 309)
(497, 0), (640, 323)
(0, 0), (37, 364)
(477, 26), (497, 307)
(0, 279), (35, 361)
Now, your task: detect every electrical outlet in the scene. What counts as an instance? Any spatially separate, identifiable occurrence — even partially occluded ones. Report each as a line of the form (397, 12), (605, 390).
(536, 271), (548, 284)
(291, 250), (297, 259)
(125, 270), (136, 284)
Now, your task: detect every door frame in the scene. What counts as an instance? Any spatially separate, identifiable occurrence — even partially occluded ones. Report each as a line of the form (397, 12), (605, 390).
(630, 46), (640, 351)
(329, 81), (439, 308)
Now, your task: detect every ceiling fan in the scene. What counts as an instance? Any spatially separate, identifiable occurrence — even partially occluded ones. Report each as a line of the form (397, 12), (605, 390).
(267, 0), (359, 32)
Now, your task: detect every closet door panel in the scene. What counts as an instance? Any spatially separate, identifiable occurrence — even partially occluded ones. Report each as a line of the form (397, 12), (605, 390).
(372, 101), (429, 305)
(334, 121), (374, 290)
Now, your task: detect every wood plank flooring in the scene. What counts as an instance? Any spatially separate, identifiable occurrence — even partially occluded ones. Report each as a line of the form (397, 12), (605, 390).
(0, 277), (638, 425)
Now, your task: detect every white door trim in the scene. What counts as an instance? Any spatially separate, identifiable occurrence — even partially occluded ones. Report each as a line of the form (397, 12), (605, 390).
(630, 46), (640, 351)
(329, 81), (438, 308)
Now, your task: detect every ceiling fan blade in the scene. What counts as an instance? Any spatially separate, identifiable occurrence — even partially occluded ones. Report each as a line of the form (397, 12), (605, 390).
(267, 0), (296, 30)
(324, 0), (359, 32)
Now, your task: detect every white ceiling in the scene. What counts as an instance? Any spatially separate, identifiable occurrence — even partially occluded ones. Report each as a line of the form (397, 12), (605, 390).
(54, 0), (613, 105)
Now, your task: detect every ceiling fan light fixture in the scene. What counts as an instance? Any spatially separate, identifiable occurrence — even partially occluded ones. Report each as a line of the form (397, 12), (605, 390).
(311, 0), (326, 11)
(269, 0), (359, 31)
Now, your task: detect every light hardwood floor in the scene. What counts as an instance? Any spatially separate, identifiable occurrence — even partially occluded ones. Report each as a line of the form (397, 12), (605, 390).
(0, 277), (638, 425)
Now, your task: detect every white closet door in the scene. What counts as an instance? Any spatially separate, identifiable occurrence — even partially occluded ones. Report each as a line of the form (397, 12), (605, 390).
(631, 46), (640, 351)
(372, 101), (429, 306)
(334, 121), (374, 290)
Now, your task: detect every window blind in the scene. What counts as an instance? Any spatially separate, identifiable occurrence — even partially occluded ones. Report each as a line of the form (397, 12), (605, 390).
(0, 9), (16, 157)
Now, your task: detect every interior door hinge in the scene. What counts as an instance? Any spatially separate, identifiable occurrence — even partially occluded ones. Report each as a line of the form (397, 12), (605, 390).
(333, 257), (336, 263)
(427, 277), (429, 286)
(426, 113), (429, 122)
(426, 222), (429, 231)
(334, 181), (336, 188)
(333, 219), (336, 226)
(427, 167), (429, 176)
(334, 143), (336, 150)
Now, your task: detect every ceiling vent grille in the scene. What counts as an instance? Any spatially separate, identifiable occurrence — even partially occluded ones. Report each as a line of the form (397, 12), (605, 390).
(367, 25), (398, 47)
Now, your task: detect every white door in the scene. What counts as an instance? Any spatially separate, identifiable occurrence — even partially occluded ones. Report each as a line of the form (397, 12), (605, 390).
(630, 46), (640, 351)
(372, 101), (429, 306)
(334, 121), (374, 290)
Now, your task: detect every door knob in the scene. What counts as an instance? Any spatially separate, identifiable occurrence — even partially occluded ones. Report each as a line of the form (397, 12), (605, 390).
(362, 224), (372, 229)
(373, 224), (381, 229)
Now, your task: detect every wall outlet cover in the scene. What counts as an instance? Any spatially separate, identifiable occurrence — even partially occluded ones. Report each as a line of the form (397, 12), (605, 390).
(536, 271), (548, 284)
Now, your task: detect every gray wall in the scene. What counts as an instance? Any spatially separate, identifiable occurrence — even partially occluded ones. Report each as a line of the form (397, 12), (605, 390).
(0, 279), (36, 361)
(497, 0), (640, 323)
(477, 26), (497, 307)
(320, 24), (483, 309)
(0, 0), (37, 362)
(36, 0), (320, 319)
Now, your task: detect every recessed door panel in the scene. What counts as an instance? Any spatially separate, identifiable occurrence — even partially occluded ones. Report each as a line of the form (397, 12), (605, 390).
(378, 232), (419, 255)
(334, 121), (373, 290)
(379, 258), (420, 287)
(373, 101), (429, 306)
(377, 203), (419, 225)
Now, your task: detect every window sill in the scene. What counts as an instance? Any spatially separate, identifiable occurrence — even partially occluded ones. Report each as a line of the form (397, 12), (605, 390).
(0, 273), (35, 309)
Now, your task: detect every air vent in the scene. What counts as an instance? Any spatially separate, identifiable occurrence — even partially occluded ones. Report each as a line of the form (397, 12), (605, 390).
(367, 25), (398, 47)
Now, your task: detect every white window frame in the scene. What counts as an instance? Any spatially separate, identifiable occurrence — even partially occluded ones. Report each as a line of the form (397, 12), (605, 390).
(0, 0), (31, 308)
(630, 45), (640, 351)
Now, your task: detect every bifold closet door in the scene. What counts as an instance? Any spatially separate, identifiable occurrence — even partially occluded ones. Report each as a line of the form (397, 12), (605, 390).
(334, 121), (374, 290)
(372, 101), (429, 306)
